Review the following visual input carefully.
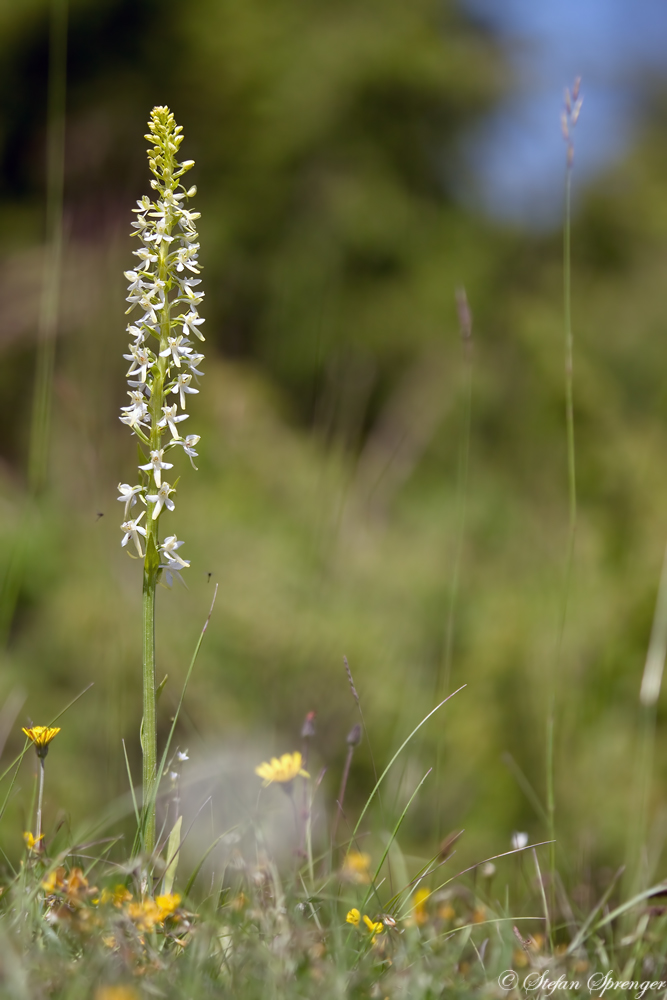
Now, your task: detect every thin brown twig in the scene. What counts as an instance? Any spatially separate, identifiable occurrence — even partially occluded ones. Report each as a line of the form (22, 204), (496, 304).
(331, 723), (361, 846)
(342, 655), (382, 810)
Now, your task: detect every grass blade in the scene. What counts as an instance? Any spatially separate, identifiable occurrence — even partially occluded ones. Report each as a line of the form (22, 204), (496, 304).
(141, 586), (218, 856)
(362, 768), (432, 914)
(350, 685), (465, 842)
(122, 739), (141, 832)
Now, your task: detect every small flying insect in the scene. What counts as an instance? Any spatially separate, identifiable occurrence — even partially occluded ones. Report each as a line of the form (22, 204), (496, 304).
(96, 512), (104, 521)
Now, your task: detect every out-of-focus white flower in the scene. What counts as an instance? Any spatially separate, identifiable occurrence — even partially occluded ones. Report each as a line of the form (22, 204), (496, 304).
(159, 535), (188, 567)
(160, 555), (189, 587)
(178, 434), (200, 469)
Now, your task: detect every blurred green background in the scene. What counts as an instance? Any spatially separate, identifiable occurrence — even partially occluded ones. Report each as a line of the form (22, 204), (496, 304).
(1, 0), (667, 884)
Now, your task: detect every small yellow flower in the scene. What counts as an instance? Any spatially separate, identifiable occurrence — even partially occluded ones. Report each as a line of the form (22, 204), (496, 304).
(42, 867), (66, 893)
(155, 892), (181, 920)
(99, 885), (133, 907)
(346, 907), (361, 926)
(127, 898), (162, 931)
(341, 851), (372, 884)
(42, 866), (95, 902)
(22, 725), (61, 759)
(254, 751), (309, 786)
(363, 914), (384, 937)
(413, 887), (430, 925)
(64, 867), (95, 902)
(23, 831), (44, 851)
(94, 988), (139, 1000)
(126, 893), (181, 931)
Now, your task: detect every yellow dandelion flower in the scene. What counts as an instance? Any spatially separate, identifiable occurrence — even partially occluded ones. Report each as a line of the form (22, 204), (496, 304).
(23, 831), (44, 851)
(126, 893), (181, 931)
(155, 892), (181, 920)
(341, 851), (372, 884)
(254, 751), (309, 786)
(127, 898), (162, 931)
(363, 914), (384, 936)
(22, 725), (61, 759)
(94, 987), (139, 1000)
(99, 885), (133, 907)
(346, 907), (361, 926)
(42, 866), (66, 893)
(64, 867), (94, 901)
(413, 887), (430, 925)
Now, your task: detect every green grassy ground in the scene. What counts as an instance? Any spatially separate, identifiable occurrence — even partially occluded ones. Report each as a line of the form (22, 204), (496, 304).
(2, 726), (667, 1000)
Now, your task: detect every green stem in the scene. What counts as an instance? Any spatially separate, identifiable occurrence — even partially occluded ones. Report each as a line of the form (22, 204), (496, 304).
(142, 561), (157, 855)
(141, 372), (161, 857)
(626, 543), (667, 901)
(434, 290), (473, 841)
(563, 166), (577, 541)
(331, 744), (354, 847)
(140, 178), (174, 860)
(29, 0), (67, 495)
(440, 320), (472, 700)
(0, 0), (67, 645)
(546, 702), (556, 937)
(36, 758), (45, 844)
(546, 156), (577, 943)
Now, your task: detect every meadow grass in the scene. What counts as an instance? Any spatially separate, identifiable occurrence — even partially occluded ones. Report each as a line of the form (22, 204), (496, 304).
(2, 682), (667, 1000)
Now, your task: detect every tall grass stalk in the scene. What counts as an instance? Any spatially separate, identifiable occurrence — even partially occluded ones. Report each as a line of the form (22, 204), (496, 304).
(434, 289), (473, 838)
(29, 0), (68, 495)
(0, 0), (67, 644)
(629, 542), (667, 896)
(439, 288), (473, 699)
(547, 78), (582, 932)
